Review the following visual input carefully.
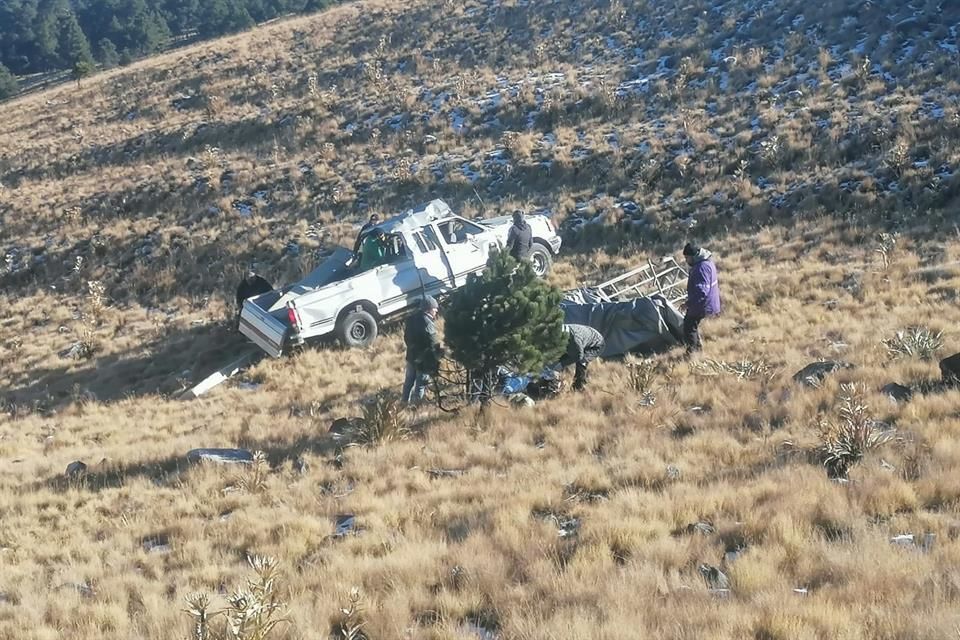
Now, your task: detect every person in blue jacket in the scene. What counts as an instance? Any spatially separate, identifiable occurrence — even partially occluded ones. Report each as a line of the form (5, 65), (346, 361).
(682, 243), (722, 353)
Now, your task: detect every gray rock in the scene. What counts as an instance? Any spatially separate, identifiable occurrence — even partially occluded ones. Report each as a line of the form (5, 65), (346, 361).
(334, 514), (358, 537)
(881, 383), (912, 404)
(941, 353), (960, 386)
(685, 521), (715, 536)
(65, 461), (87, 477)
(186, 448), (253, 465)
(329, 418), (359, 438)
(142, 534), (172, 554)
(427, 468), (466, 479)
(793, 361), (854, 387)
(699, 564), (730, 590)
(294, 457), (309, 475)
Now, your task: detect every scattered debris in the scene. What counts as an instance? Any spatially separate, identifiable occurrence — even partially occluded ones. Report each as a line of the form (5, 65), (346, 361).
(890, 533), (936, 552)
(186, 449), (254, 465)
(793, 361), (854, 387)
(509, 393), (535, 408)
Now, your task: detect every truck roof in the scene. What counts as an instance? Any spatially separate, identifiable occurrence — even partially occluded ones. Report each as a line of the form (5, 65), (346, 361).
(378, 199), (454, 234)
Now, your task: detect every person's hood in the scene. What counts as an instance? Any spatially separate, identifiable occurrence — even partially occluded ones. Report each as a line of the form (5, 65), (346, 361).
(694, 248), (712, 263)
(514, 219), (530, 230)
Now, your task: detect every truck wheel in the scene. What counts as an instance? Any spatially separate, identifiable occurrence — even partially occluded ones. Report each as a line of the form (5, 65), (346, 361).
(337, 309), (378, 348)
(530, 243), (553, 277)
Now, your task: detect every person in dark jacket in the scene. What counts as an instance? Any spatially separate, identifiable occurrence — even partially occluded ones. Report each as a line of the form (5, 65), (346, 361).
(235, 268), (273, 319)
(682, 242), (722, 353)
(359, 229), (389, 270)
(558, 323), (605, 391)
(403, 296), (443, 404)
(353, 213), (381, 257)
(505, 210), (533, 262)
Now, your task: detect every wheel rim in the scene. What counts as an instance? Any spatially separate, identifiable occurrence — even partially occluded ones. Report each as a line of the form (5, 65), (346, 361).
(350, 322), (368, 341)
(532, 253), (547, 276)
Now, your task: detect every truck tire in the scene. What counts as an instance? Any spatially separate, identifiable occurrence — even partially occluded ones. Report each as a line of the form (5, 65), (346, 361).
(530, 242), (553, 277)
(337, 309), (379, 348)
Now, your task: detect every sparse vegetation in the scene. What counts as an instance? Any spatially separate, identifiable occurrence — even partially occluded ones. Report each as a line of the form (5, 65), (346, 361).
(883, 326), (944, 361)
(0, 0), (959, 637)
(818, 384), (896, 479)
(353, 390), (410, 445)
(183, 555), (288, 640)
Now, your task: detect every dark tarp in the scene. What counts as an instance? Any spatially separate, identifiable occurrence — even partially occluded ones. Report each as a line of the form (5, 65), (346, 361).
(560, 292), (684, 357)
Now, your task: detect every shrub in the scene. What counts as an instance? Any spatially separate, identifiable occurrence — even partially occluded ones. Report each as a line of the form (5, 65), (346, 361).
(183, 555), (288, 640)
(0, 63), (17, 100)
(444, 251), (567, 400)
(354, 391), (410, 445)
(818, 384), (895, 479)
(883, 326), (943, 361)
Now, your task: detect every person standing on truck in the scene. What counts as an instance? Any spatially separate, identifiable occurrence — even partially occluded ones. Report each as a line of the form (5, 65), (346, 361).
(505, 210), (533, 262)
(403, 296), (443, 405)
(359, 229), (389, 270)
(682, 242), (722, 354)
(353, 213), (381, 257)
(558, 323), (605, 391)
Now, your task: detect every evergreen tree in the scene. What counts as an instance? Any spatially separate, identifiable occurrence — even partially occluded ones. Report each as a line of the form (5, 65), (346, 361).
(0, 63), (19, 99)
(444, 251), (567, 400)
(95, 37), (119, 68)
(59, 9), (94, 67)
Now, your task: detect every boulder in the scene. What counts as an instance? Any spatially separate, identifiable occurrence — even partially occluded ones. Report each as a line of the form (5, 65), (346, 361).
(186, 448), (253, 465)
(65, 461), (87, 477)
(334, 514), (358, 537)
(792, 361), (854, 387)
(881, 383), (913, 404)
(699, 564), (730, 590)
(940, 353), (960, 386)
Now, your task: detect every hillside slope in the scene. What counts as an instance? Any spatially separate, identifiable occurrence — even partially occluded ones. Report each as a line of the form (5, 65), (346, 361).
(1, 0), (960, 638)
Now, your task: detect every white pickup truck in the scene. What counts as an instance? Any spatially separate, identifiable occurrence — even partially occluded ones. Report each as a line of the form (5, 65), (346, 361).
(238, 199), (562, 357)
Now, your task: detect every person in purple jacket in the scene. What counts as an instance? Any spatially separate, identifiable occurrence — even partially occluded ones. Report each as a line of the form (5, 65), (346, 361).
(682, 242), (722, 353)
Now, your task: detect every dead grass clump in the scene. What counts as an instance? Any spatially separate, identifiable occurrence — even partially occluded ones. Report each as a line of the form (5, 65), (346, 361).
(183, 555), (288, 640)
(236, 451), (270, 493)
(330, 587), (367, 640)
(818, 384), (895, 479)
(882, 326), (944, 361)
(353, 390), (411, 445)
(690, 358), (776, 381)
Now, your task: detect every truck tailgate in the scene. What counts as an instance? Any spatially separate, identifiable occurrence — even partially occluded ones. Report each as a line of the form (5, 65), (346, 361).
(239, 298), (288, 358)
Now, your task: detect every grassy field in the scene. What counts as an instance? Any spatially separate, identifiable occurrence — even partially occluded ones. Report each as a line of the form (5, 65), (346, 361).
(1, 0), (960, 638)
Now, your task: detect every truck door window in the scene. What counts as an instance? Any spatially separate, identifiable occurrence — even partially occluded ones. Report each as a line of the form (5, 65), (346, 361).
(420, 225), (441, 251)
(438, 219), (485, 244)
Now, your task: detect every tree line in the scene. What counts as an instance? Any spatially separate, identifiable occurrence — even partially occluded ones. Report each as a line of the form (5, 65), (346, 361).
(0, 0), (337, 98)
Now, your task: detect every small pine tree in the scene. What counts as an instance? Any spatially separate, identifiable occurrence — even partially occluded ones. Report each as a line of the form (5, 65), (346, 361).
(95, 38), (120, 68)
(0, 63), (18, 100)
(444, 251), (567, 401)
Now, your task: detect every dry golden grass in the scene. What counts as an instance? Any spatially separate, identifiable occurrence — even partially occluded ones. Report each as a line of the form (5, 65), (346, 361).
(2, 0), (960, 638)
